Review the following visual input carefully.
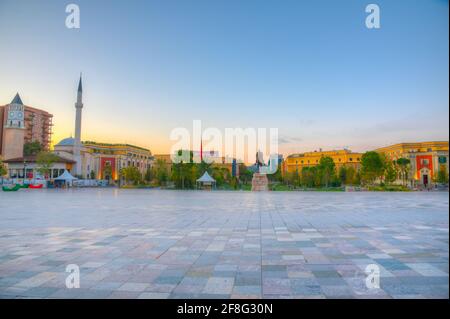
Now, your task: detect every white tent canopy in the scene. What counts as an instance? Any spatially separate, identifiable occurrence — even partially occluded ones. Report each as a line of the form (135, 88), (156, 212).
(196, 171), (216, 189)
(54, 170), (78, 181)
(196, 171), (215, 183)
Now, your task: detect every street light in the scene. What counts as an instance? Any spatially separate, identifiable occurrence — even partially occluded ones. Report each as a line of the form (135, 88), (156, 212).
(23, 160), (27, 184)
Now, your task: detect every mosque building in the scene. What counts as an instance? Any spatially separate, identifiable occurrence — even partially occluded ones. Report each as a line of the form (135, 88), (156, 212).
(53, 76), (153, 182)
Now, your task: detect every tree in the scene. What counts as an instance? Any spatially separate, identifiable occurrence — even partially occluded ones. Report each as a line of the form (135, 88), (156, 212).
(211, 167), (225, 186)
(437, 166), (449, 184)
(23, 141), (43, 156)
(154, 159), (168, 186)
(317, 156), (336, 187)
(291, 170), (300, 187)
(90, 170), (95, 180)
(360, 151), (384, 185)
(346, 166), (357, 185)
(384, 160), (397, 185)
(171, 150), (195, 189)
(338, 166), (347, 185)
(239, 165), (253, 185)
(144, 167), (153, 183)
(268, 163), (283, 182)
(396, 158), (410, 186)
(120, 166), (142, 185)
(301, 167), (315, 188)
(36, 151), (59, 178)
(0, 157), (7, 183)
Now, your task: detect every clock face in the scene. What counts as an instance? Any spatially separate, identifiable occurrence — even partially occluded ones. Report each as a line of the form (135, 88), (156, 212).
(9, 111), (15, 118)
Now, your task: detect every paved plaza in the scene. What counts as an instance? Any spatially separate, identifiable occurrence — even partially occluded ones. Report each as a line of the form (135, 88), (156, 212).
(0, 189), (448, 299)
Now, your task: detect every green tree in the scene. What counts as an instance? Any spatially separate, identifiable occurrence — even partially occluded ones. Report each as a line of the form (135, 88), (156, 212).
(437, 166), (449, 184)
(211, 167), (226, 186)
(239, 165), (253, 185)
(36, 151), (59, 178)
(346, 166), (357, 185)
(268, 163), (283, 182)
(317, 156), (336, 187)
(396, 158), (411, 186)
(154, 159), (168, 186)
(120, 166), (142, 185)
(291, 170), (300, 187)
(230, 176), (239, 189)
(23, 141), (43, 156)
(171, 150), (195, 189)
(144, 167), (153, 183)
(360, 151), (384, 185)
(384, 160), (397, 185)
(338, 166), (347, 185)
(301, 167), (315, 188)
(89, 170), (95, 180)
(0, 157), (7, 183)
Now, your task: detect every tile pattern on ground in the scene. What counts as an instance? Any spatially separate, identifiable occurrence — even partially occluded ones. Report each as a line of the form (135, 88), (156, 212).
(0, 189), (448, 299)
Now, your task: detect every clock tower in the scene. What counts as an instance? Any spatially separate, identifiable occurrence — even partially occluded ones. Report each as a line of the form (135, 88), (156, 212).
(1, 93), (26, 159)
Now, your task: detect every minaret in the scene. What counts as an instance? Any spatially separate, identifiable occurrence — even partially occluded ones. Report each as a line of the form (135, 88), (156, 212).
(73, 74), (83, 176)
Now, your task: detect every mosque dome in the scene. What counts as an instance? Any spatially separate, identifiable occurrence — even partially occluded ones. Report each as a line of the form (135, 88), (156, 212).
(56, 137), (76, 146)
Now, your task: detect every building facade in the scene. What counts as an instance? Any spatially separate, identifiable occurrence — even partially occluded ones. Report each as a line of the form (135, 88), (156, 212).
(0, 93), (53, 160)
(375, 141), (449, 187)
(54, 139), (153, 181)
(3, 155), (75, 181)
(283, 149), (362, 174)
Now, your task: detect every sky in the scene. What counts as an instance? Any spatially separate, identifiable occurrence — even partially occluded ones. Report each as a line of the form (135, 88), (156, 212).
(0, 0), (448, 158)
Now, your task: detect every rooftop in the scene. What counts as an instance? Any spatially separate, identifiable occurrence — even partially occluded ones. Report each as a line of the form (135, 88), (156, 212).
(10, 93), (23, 105)
(3, 154), (76, 164)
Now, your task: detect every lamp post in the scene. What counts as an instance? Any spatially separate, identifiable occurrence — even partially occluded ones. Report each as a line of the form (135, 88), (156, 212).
(23, 160), (27, 184)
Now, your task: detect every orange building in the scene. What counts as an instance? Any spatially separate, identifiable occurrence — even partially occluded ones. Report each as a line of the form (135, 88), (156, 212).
(375, 141), (449, 187)
(283, 149), (362, 174)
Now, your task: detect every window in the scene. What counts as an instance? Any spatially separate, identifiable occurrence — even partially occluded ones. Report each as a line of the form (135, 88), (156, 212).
(349, 158), (353, 161)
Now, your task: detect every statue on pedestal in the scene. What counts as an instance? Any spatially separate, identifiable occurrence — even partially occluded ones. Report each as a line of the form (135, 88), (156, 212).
(251, 151), (269, 191)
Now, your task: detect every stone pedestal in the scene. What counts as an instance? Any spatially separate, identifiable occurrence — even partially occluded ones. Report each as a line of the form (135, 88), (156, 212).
(251, 173), (269, 191)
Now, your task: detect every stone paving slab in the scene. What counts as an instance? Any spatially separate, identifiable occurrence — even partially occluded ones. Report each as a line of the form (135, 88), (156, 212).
(0, 189), (448, 299)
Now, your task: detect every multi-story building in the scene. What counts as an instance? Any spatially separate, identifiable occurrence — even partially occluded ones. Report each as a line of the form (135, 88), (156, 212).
(153, 154), (172, 176)
(375, 141), (449, 187)
(54, 139), (153, 181)
(0, 93), (53, 160)
(283, 149), (362, 174)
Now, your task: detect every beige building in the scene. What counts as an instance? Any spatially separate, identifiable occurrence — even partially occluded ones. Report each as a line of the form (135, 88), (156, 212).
(54, 138), (153, 181)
